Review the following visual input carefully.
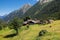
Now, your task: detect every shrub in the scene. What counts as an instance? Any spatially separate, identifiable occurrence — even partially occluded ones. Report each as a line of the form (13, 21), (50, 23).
(38, 30), (48, 36)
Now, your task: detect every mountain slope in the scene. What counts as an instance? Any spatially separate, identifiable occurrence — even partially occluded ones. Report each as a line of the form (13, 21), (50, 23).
(4, 4), (31, 21)
(23, 1), (50, 18)
(23, 0), (60, 20)
(36, 0), (60, 19)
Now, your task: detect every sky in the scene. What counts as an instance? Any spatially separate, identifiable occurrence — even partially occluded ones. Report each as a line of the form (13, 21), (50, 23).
(0, 0), (39, 16)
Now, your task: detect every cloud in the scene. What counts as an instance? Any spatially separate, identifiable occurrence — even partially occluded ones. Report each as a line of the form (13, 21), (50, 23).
(31, 0), (39, 1)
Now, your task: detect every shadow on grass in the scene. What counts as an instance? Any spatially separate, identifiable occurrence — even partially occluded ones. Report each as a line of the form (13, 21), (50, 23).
(3, 33), (18, 38)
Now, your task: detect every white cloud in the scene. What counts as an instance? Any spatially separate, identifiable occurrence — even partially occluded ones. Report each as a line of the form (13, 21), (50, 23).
(31, 0), (39, 1)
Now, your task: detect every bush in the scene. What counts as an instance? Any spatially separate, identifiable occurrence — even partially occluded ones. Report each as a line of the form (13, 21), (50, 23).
(38, 30), (48, 36)
(0, 26), (2, 30)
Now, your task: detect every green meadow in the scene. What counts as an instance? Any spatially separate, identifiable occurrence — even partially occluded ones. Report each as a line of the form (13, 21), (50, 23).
(0, 20), (60, 40)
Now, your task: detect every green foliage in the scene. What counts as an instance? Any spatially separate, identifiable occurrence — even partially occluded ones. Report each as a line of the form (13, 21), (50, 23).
(9, 17), (22, 29)
(8, 17), (20, 34)
(38, 30), (48, 36)
(23, 16), (31, 21)
(8, 17), (24, 34)
(0, 19), (7, 30)
(50, 12), (60, 20)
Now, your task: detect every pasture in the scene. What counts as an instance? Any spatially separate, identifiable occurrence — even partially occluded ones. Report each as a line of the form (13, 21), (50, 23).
(0, 20), (60, 40)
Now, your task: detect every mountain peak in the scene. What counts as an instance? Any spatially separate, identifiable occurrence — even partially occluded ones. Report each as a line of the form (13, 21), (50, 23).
(39, 0), (53, 5)
(20, 4), (31, 14)
(23, 3), (31, 7)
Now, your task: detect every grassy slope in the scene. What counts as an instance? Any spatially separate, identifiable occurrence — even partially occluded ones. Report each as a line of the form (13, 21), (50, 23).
(0, 20), (60, 40)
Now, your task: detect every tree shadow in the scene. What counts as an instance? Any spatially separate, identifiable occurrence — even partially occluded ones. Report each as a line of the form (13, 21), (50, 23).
(4, 28), (18, 38)
(4, 33), (18, 38)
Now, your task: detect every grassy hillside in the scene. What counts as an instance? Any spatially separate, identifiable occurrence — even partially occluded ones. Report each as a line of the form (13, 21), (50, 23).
(0, 20), (60, 40)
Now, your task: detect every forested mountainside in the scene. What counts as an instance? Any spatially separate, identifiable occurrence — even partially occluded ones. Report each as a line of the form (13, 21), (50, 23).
(23, 0), (60, 20)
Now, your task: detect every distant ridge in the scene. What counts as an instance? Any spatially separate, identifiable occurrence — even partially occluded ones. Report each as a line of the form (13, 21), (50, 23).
(3, 4), (31, 21)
